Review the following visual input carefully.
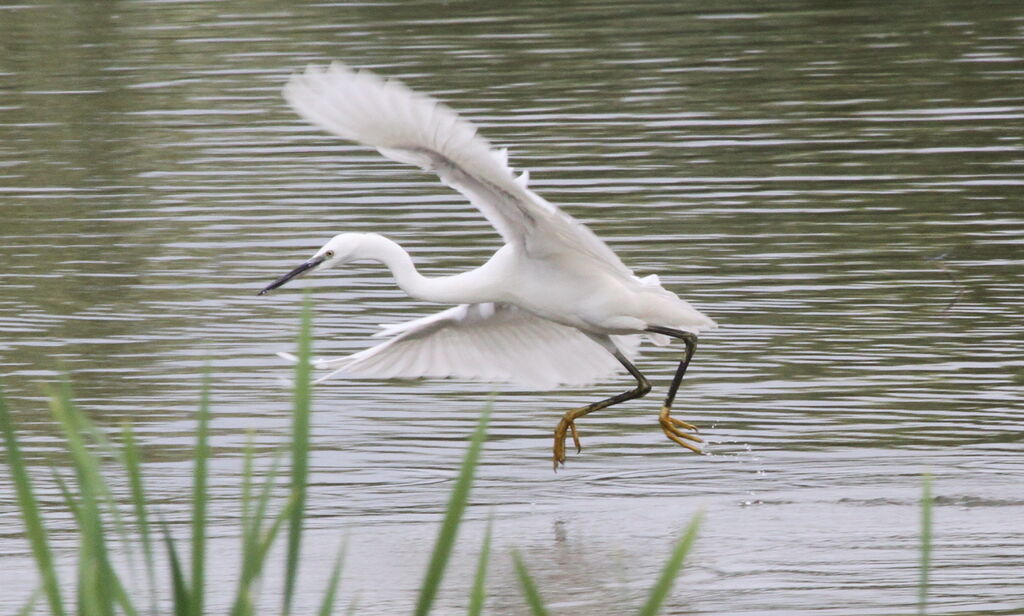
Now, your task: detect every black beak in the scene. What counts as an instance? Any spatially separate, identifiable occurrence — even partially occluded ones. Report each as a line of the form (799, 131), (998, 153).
(258, 256), (326, 295)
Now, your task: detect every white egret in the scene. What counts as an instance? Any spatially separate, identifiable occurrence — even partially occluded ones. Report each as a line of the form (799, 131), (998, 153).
(260, 63), (717, 468)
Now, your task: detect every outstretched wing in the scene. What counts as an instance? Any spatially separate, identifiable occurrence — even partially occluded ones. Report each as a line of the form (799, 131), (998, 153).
(283, 62), (636, 280)
(285, 303), (641, 389)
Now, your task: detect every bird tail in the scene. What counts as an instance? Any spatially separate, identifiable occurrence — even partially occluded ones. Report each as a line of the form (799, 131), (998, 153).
(636, 275), (717, 345)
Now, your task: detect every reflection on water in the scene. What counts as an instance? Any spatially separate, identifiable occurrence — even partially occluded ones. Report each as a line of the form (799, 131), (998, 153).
(1, 1), (1022, 613)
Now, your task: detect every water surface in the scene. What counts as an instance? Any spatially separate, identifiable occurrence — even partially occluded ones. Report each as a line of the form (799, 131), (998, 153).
(1, 1), (1023, 614)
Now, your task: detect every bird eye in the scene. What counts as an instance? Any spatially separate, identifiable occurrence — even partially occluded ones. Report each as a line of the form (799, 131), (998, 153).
(324, 250), (335, 258)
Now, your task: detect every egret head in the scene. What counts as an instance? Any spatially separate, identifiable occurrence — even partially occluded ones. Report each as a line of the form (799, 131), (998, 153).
(258, 233), (366, 295)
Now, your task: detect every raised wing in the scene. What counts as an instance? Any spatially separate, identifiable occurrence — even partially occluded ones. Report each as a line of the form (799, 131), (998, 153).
(283, 62), (636, 280)
(285, 303), (641, 389)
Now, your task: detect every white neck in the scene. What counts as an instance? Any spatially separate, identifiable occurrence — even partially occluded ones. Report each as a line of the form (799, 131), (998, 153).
(356, 234), (499, 304)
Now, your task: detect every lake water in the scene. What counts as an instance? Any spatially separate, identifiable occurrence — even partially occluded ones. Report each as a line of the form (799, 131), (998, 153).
(1, 1), (1022, 614)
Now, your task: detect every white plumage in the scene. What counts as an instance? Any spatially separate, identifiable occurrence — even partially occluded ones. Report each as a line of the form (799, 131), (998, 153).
(284, 63), (639, 282)
(270, 62), (714, 387)
(282, 303), (641, 389)
(262, 62), (716, 465)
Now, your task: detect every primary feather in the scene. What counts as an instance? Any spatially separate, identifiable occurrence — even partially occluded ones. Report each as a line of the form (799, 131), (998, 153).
(284, 62), (638, 281)
(304, 303), (641, 389)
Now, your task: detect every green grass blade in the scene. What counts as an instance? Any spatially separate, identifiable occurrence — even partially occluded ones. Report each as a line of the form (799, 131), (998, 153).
(54, 462), (143, 613)
(414, 404), (491, 616)
(231, 435), (259, 616)
(54, 378), (147, 615)
(17, 587), (42, 616)
(191, 371), (212, 616)
(250, 451), (284, 560)
(0, 386), (66, 616)
(511, 550), (550, 616)
(48, 385), (118, 616)
(231, 493), (296, 616)
(316, 539), (347, 616)
(467, 517), (493, 616)
(919, 474), (933, 615)
(61, 381), (135, 565)
(232, 429), (258, 605)
(240, 431), (255, 535)
(50, 468), (82, 526)
(259, 496), (297, 564)
(49, 384), (140, 616)
(637, 511), (702, 616)
(161, 520), (193, 616)
(102, 567), (141, 616)
(230, 500), (294, 616)
(230, 451), (285, 616)
(235, 433), (257, 597)
(122, 423), (158, 614)
(283, 293), (314, 616)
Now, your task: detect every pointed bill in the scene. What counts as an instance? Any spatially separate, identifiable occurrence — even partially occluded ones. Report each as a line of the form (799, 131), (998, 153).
(258, 256), (326, 295)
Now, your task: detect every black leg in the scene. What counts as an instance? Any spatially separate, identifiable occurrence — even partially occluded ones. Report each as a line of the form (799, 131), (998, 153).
(553, 350), (651, 470)
(646, 326), (703, 453)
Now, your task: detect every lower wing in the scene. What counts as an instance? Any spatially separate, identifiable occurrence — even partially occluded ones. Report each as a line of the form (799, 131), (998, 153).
(282, 303), (640, 389)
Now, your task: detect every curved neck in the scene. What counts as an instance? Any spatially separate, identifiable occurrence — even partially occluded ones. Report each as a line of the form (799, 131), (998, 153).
(358, 234), (495, 304)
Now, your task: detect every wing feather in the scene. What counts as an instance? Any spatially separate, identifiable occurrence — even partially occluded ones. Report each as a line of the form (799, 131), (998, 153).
(309, 303), (641, 389)
(284, 62), (637, 280)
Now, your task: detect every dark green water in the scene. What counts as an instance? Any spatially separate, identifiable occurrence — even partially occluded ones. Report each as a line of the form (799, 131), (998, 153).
(1, 1), (1022, 614)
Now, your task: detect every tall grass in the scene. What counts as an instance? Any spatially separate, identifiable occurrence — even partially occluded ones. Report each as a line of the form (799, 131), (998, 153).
(0, 301), (709, 614)
(511, 550), (550, 616)
(0, 298), (338, 615)
(466, 517), (492, 616)
(637, 512), (702, 616)
(283, 296), (314, 616)
(0, 384), (65, 616)
(414, 400), (490, 616)
(919, 474), (933, 616)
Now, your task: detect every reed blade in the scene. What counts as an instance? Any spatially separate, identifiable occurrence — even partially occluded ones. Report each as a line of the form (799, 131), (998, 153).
(918, 474), (933, 615)
(511, 550), (550, 616)
(161, 520), (193, 616)
(191, 371), (211, 616)
(467, 517), (493, 616)
(414, 403), (491, 616)
(122, 423), (158, 614)
(48, 384), (120, 616)
(17, 588), (42, 616)
(283, 293), (314, 616)
(0, 386), (66, 616)
(637, 512), (702, 616)
(317, 539), (347, 616)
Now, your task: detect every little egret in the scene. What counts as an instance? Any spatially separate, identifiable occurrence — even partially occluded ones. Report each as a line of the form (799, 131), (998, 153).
(260, 63), (717, 468)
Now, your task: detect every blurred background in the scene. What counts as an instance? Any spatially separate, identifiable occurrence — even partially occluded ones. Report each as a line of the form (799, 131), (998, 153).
(1, 1), (1022, 614)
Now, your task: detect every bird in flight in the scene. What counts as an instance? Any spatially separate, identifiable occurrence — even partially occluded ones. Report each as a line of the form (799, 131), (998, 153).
(260, 63), (716, 469)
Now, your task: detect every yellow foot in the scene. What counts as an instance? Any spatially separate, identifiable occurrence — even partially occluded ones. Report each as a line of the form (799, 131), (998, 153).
(659, 406), (703, 453)
(552, 415), (583, 470)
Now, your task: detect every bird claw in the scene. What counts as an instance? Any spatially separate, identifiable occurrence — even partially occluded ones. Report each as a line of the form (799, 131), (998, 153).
(569, 421), (582, 454)
(659, 406), (703, 454)
(553, 406), (702, 469)
(552, 415), (583, 471)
